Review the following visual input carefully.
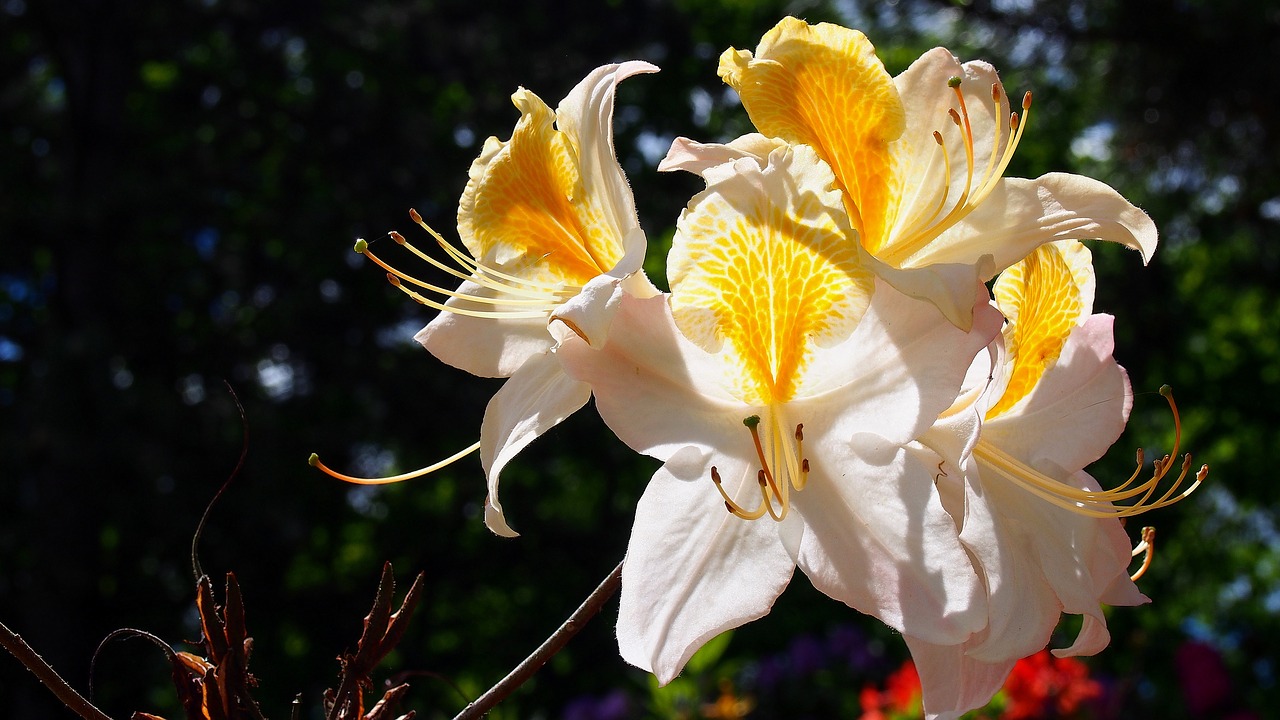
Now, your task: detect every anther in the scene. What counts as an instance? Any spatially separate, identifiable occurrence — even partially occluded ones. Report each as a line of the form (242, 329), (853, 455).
(1130, 526), (1156, 581)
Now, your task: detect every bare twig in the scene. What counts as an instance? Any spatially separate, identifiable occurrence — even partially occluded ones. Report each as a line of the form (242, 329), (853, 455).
(0, 619), (114, 720)
(451, 560), (624, 720)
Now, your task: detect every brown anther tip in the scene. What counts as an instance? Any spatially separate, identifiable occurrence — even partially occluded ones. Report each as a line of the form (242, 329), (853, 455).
(949, 108), (962, 124)
(1197, 464), (1210, 481)
(711, 466), (722, 483)
(386, 273), (401, 286)
(757, 469), (768, 486)
(409, 208), (423, 222)
(801, 458), (810, 473)
(1022, 90), (1033, 108)
(389, 230), (406, 244)
(1010, 112), (1021, 130)
(933, 130), (944, 144)
(794, 424), (804, 441)
(724, 500), (735, 514)
(991, 83), (1001, 101)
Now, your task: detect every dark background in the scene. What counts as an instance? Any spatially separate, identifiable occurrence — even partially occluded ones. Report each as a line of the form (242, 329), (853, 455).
(3, 0), (1278, 717)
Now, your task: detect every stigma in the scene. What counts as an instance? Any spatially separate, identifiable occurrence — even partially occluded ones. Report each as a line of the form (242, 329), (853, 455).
(882, 78), (1032, 264)
(711, 412), (810, 521)
(354, 208), (579, 320)
(974, 386), (1208, 518)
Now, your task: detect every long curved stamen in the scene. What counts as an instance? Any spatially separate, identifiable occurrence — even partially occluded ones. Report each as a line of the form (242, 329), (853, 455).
(974, 386), (1208, 518)
(884, 81), (1033, 265)
(711, 414), (810, 522)
(308, 441), (481, 485)
(1129, 526), (1156, 581)
(354, 208), (580, 319)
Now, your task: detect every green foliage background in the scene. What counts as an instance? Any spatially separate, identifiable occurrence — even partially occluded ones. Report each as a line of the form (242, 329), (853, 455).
(2, 0), (1277, 717)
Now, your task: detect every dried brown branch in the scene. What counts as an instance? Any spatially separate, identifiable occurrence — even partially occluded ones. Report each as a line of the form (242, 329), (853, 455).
(0, 619), (114, 720)
(451, 560), (624, 720)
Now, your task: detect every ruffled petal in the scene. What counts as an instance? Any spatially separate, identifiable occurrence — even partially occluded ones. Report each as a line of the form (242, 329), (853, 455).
(478, 351), (592, 536)
(910, 173), (1158, 272)
(555, 61), (658, 276)
(618, 446), (797, 683)
(794, 440), (986, 645)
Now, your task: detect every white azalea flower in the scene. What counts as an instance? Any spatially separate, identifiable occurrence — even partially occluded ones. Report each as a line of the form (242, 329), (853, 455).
(559, 143), (1002, 683)
(667, 17), (1157, 330)
(909, 240), (1205, 718)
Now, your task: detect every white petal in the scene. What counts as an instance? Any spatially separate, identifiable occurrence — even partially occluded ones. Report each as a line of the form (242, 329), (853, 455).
(618, 446), (796, 683)
(802, 278), (1001, 445)
(794, 440), (986, 645)
(555, 61), (658, 275)
(984, 314), (1131, 472)
(558, 293), (745, 462)
(904, 633), (1016, 720)
(657, 133), (783, 178)
(864, 253), (996, 331)
(478, 351), (591, 536)
(917, 173), (1158, 272)
(415, 279), (552, 378)
(550, 273), (625, 349)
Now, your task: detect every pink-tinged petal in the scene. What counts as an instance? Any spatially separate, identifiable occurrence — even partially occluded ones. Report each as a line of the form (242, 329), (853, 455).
(414, 280), (552, 378)
(558, 293), (745, 463)
(555, 61), (658, 276)
(478, 351), (591, 536)
(904, 633), (1016, 720)
(657, 133), (783, 177)
(984, 314), (1131, 472)
(952, 463), (1065, 662)
(618, 446), (797, 683)
(801, 278), (1001, 444)
(915, 173), (1158, 273)
(794, 440), (986, 645)
(962, 466), (1147, 662)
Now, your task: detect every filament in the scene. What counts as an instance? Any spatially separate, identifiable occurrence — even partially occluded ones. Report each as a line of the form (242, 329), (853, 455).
(308, 441), (481, 485)
(711, 413), (810, 522)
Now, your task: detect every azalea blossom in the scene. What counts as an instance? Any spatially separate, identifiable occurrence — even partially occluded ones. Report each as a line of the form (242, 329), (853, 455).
(559, 142), (1002, 683)
(908, 240), (1205, 717)
(664, 17), (1157, 329)
(316, 61), (658, 536)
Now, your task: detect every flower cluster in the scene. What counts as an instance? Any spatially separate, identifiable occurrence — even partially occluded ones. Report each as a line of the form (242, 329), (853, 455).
(330, 16), (1205, 719)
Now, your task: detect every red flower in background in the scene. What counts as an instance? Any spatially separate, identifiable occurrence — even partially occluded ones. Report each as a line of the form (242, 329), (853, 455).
(1002, 651), (1102, 719)
(860, 660), (923, 720)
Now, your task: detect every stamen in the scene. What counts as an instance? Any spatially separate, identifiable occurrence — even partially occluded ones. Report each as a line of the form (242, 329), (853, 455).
(352, 208), (581, 322)
(973, 386), (1207, 518)
(1130, 526), (1156, 581)
(882, 80), (1034, 265)
(308, 441), (481, 485)
(712, 414), (810, 521)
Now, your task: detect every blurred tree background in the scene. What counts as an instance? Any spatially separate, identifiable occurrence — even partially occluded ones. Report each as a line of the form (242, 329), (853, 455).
(2, 0), (1277, 718)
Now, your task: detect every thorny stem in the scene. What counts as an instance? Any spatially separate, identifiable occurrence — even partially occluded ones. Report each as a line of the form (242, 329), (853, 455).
(451, 560), (625, 720)
(0, 620), (114, 720)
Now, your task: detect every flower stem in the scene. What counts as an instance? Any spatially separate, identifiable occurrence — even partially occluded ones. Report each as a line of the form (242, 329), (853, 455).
(451, 559), (625, 720)
(0, 620), (113, 720)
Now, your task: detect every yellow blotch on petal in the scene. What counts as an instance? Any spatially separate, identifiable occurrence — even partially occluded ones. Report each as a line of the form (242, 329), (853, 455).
(459, 88), (624, 287)
(718, 17), (906, 253)
(669, 151), (874, 407)
(989, 241), (1092, 416)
